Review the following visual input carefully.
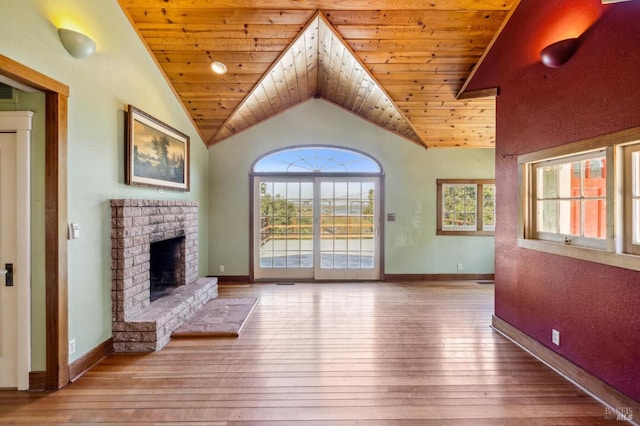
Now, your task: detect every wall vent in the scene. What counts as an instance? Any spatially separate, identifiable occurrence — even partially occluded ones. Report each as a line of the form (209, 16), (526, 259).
(0, 83), (18, 104)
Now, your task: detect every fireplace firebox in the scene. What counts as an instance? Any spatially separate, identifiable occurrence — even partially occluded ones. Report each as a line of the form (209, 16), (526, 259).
(150, 235), (186, 302)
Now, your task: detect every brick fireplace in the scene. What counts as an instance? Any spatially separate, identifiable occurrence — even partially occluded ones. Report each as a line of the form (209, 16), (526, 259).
(110, 199), (217, 352)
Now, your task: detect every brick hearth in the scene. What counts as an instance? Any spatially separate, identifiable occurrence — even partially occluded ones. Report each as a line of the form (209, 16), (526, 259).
(110, 199), (217, 352)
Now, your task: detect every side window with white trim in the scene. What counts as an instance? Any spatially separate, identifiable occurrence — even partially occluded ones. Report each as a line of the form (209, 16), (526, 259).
(437, 179), (495, 236)
(517, 128), (640, 272)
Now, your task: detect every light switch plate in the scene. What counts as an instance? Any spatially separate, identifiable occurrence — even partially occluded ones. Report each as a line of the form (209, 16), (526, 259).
(68, 223), (80, 240)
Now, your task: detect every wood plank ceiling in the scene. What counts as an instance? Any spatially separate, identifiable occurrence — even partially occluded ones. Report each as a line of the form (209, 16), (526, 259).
(118, 0), (518, 149)
(217, 13), (423, 145)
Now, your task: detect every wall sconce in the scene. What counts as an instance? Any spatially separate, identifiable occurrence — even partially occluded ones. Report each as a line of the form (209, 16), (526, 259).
(58, 28), (96, 59)
(540, 38), (578, 68)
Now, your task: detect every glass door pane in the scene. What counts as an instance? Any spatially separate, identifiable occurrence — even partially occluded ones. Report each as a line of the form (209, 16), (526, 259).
(255, 179), (314, 280)
(254, 176), (380, 281)
(316, 178), (379, 280)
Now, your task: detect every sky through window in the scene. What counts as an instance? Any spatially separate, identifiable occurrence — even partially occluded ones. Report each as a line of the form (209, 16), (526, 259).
(254, 147), (381, 174)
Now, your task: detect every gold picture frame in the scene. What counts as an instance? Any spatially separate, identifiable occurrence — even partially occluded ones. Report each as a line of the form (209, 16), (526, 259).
(125, 105), (190, 191)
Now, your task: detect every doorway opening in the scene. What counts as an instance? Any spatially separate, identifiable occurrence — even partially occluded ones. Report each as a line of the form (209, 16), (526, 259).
(251, 146), (384, 281)
(1, 55), (70, 390)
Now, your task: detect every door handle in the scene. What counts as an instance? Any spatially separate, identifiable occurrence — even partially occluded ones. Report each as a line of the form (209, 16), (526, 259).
(1, 264), (13, 286)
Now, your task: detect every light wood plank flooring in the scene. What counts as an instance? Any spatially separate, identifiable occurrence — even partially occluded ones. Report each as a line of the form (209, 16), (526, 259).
(0, 281), (621, 425)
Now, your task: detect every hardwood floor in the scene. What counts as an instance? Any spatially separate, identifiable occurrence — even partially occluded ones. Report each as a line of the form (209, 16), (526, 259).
(0, 281), (622, 425)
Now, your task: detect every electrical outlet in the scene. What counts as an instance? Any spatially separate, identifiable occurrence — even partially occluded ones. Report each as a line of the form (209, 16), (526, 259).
(69, 339), (76, 355)
(552, 329), (560, 346)
(457, 263), (463, 271)
(219, 264), (224, 273)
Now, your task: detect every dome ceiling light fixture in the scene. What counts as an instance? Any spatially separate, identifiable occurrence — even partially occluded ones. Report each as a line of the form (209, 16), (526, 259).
(211, 61), (228, 75)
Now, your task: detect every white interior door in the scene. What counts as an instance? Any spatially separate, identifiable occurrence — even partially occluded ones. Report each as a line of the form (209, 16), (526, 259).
(254, 176), (380, 281)
(0, 132), (19, 388)
(0, 112), (32, 390)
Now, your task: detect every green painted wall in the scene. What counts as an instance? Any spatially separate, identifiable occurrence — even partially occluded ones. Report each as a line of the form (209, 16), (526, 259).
(208, 99), (495, 277)
(0, 0), (210, 366)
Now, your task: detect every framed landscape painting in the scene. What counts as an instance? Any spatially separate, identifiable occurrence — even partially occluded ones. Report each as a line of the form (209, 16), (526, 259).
(126, 105), (190, 191)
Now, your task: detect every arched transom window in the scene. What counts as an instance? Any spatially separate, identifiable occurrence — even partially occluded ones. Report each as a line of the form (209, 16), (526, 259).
(253, 146), (381, 174)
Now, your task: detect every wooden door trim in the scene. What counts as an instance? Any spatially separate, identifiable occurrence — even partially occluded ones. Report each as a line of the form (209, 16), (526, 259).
(0, 55), (69, 389)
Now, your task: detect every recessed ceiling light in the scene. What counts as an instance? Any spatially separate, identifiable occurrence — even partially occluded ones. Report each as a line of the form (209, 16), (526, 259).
(211, 61), (227, 75)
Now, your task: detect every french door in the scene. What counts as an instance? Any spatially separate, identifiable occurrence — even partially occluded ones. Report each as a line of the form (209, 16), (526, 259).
(254, 176), (380, 280)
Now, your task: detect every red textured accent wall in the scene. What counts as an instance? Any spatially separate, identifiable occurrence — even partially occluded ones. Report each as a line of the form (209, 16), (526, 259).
(466, 0), (640, 401)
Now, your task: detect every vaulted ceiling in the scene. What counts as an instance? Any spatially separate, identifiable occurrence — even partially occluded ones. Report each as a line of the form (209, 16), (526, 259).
(118, 0), (518, 149)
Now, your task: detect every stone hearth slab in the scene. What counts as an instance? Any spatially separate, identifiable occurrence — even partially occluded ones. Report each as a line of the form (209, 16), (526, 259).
(113, 277), (218, 352)
(172, 297), (259, 337)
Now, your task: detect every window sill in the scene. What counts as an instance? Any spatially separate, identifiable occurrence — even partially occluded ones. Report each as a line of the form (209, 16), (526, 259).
(517, 238), (640, 272)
